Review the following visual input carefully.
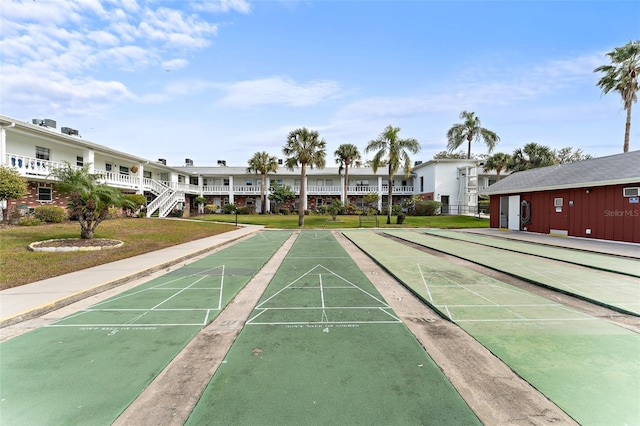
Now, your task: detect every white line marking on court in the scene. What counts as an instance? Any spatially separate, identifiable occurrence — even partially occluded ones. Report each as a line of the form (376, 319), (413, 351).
(46, 323), (204, 327)
(417, 263), (434, 303)
(319, 274), (328, 323)
(218, 265), (225, 310)
(455, 317), (599, 323)
(444, 306), (453, 320)
(248, 321), (401, 325)
(151, 275), (208, 310)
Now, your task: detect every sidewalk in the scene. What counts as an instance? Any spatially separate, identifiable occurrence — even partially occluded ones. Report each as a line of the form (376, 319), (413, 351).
(0, 225), (263, 327)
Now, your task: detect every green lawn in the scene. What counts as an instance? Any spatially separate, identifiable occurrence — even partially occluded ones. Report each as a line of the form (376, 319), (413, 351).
(194, 213), (489, 229)
(0, 214), (487, 290)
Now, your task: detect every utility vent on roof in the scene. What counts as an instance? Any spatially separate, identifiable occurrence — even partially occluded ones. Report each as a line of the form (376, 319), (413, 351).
(158, 159), (167, 165)
(32, 118), (57, 128)
(623, 187), (639, 197)
(217, 160), (227, 166)
(61, 127), (79, 136)
(185, 158), (193, 166)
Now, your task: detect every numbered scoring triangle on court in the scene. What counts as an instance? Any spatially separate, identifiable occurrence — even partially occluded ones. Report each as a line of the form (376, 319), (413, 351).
(248, 264), (401, 325)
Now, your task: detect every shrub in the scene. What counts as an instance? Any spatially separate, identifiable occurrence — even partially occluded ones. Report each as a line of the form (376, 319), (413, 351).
(18, 217), (42, 226)
(414, 200), (442, 216)
(167, 208), (184, 218)
(222, 203), (237, 214)
(304, 209), (310, 216)
(124, 194), (147, 210)
(204, 204), (218, 214)
(279, 208), (290, 215)
(237, 206), (252, 214)
(34, 205), (66, 223)
(107, 207), (121, 219)
(317, 205), (327, 215)
(345, 204), (356, 215)
(396, 213), (406, 224)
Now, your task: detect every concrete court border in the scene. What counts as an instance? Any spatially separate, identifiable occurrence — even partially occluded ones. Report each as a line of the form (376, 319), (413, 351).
(0, 225), (263, 328)
(385, 229), (640, 317)
(423, 229), (640, 278)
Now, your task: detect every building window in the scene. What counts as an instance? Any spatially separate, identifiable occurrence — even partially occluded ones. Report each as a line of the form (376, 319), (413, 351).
(325, 179), (333, 186)
(247, 198), (254, 206)
(317, 198), (324, 206)
(223, 179), (230, 186)
(38, 187), (52, 202)
(554, 198), (563, 207)
(420, 176), (424, 192)
(144, 171), (152, 179)
(178, 175), (185, 183)
(189, 176), (198, 185)
(246, 179), (253, 186)
(160, 172), (169, 181)
(119, 166), (129, 175)
(76, 156), (83, 167)
(36, 146), (50, 160)
(105, 163), (113, 172)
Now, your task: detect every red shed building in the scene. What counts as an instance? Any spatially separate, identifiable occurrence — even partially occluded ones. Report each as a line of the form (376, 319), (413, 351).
(481, 151), (640, 243)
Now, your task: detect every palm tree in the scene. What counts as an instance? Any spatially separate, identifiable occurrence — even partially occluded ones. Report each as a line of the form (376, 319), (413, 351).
(594, 40), (640, 153)
(483, 152), (512, 180)
(283, 128), (327, 226)
(447, 111), (500, 159)
(365, 125), (420, 224)
(50, 162), (133, 239)
(334, 143), (361, 204)
(247, 151), (279, 214)
(508, 143), (556, 172)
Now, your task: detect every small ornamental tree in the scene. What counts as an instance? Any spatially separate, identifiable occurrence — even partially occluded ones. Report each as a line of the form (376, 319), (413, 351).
(326, 199), (343, 221)
(50, 162), (134, 239)
(268, 182), (295, 213)
(0, 166), (28, 222)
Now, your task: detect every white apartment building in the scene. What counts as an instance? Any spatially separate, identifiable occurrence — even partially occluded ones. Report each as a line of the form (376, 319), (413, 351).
(1, 114), (500, 218)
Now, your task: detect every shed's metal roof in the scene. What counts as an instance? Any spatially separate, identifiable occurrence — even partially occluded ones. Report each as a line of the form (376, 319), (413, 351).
(480, 151), (640, 195)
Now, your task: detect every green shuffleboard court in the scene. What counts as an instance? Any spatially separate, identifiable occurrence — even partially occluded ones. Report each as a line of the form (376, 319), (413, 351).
(385, 229), (640, 316)
(0, 231), (291, 426)
(187, 231), (481, 425)
(344, 230), (640, 426)
(424, 229), (640, 277)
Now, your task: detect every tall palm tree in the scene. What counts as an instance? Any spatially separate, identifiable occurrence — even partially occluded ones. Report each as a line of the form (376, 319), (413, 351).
(50, 162), (133, 239)
(483, 152), (512, 180)
(365, 125), (420, 224)
(594, 40), (640, 153)
(247, 151), (279, 214)
(334, 143), (361, 204)
(508, 142), (556, 172)
(283, 128), (327, 226)
(447, 111), (500, 159)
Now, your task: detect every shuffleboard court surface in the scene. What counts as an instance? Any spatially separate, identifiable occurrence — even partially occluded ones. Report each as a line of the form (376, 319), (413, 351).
(344, 230), (640, 426)
(186, 231), (481, 425)
(385, 229), (640, 316)
(424, 228), (640, 277)
(0, 231), (291, 426)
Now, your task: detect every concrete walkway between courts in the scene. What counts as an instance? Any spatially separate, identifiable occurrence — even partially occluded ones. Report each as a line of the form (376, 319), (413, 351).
(0, 225), (263, 327)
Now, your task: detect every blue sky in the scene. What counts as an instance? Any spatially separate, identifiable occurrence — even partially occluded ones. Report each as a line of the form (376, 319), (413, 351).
(1, 0), (639, 167)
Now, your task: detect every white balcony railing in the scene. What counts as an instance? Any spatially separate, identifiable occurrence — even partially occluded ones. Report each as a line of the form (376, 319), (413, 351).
(6, 154), (75, 177)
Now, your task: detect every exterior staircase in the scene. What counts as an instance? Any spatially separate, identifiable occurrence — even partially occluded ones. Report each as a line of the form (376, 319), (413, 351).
(145, 179), (185, 218)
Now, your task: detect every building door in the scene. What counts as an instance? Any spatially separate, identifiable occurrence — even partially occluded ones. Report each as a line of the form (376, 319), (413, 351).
(549, 191), (570, 235)
(441, 195), (450, 214)
(508, 195), (521, 230)
(499, 197), (508, 228)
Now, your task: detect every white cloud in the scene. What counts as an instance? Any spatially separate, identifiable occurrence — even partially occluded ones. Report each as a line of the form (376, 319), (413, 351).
(193, 0), (252, 14)
(162, 58), (188, 71)
(218, 77), (343, 107)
